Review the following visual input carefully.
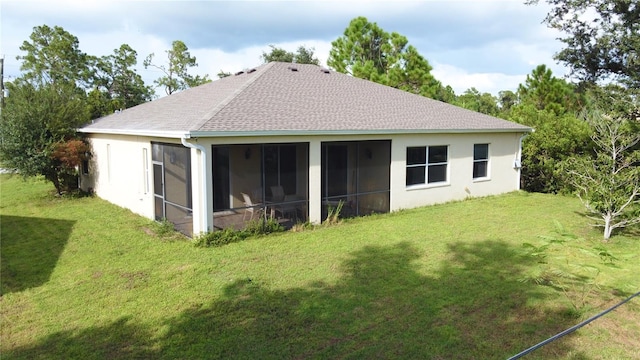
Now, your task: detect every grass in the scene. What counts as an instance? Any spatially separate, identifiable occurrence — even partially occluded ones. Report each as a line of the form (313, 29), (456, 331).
(1, 174), (639, 359)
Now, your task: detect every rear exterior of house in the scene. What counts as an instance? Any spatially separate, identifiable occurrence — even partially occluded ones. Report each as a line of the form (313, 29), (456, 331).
(80, 62), (531, 237)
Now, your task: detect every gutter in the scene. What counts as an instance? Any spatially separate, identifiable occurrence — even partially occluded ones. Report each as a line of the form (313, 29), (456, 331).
(514, 131), (532, 190)
(181, 135), (210, 233)
(79, 128), (187, 139)
(188, 127), (534, 138)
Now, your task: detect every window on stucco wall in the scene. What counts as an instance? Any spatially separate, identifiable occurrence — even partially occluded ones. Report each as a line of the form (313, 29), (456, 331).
(473, 144), (489, 180)
(406, 145), (448, 186)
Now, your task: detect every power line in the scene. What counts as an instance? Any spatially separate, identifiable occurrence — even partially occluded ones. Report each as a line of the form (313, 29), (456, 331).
(507, 291), (640, 360)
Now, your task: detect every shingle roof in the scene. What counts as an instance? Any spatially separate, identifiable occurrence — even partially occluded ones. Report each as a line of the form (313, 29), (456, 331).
(81, 62), (531, 137)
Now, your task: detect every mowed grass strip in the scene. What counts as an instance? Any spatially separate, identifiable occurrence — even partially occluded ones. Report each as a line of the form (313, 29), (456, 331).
(1, 174), (638, 359)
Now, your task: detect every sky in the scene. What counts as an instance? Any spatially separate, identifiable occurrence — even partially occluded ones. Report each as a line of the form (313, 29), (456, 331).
(0, 0), (568, 97)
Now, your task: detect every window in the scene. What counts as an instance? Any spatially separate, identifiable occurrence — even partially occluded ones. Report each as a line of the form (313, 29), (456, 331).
(143, 148), (150, 194)
(473, 144), (489, 179)
(106, 144), (111, 183)
(81, 159), (89, 175)
(406, 145), (448, 186)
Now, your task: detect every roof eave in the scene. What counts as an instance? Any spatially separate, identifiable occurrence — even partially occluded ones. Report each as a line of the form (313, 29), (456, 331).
(78, 128), (188, 139)
(187, 127), (533, 138)
(77, 127), (533, 139)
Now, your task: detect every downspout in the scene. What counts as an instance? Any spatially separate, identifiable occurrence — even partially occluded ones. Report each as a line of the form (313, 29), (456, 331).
(514, 132), (531, 190)
(181, 135), (210, 233)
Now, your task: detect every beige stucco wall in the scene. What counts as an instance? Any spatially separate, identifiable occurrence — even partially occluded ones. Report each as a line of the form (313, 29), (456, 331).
(389, 132), (522, 211)
(191, 131), (524, 224)
(80, 135), (209, 233)
(82, 131), (524, 234)
(81, 134), (155, 219)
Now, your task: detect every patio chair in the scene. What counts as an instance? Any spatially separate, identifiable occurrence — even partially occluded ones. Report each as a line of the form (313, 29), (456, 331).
(241, 192), (263, 221)
(251, 187), (263, 202)
(270, 185), (285, 202)
(274, 194), (300, 221)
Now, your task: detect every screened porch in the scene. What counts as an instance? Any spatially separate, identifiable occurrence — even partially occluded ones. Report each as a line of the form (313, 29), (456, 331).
(211, 143), (309, 230)
(321, 140), (391, 219)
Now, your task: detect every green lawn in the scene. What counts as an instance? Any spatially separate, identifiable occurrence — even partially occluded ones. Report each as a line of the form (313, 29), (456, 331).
(1, 174), (638, 359)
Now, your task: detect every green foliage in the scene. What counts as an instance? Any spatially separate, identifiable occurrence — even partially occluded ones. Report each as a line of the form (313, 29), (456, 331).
(91, 44), (153, 117)
(528, 0), (640, 87)
(17, 24), (93, 88)
(144, 40), (211, 95)
(518, 221), (619, 312)
(193, 218), (284, 248)
(498, 90), (518, 113)
(245, 217), (284, 235)
(2, 178), (639, 358)
(216, 70), (232, 79)
(193, 227), (243, 247)
(517, 64), (585, 116)
(323, 200), (344, 226)
(261, 44), (320, 65)
(563, 110), (640, 240)
(328, 16), (450, 101)
(454, 87), (500, 116)
(0, 81), (90, 194)
(510, 104), (593, 193)
(154, 218), (178, 238)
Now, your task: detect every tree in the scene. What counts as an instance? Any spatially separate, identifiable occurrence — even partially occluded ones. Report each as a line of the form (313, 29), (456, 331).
(527, 0), (640, 87)
(144, 40), (211, 95)
(517, 64), (584, 116)
(92, 44), (153, 116)
(261, 45), (320, 65)
(455, 88), (500, 116)
(217, 70), (232, 79)
(563, 110), (640, 240)
(0, 81), (90, 194)
(509, 104), (593, 193)
(3, 25), (94, 194)
(498, 90), (518, 114)
(328, 16), (448, 101)
(17, 24), (93, 88)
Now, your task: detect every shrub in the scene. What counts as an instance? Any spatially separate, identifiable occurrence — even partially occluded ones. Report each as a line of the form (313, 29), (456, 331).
(245, 217), (284, 235)
(194, 218), (284, 248)
(154, 218), (177, 238)
(323, 200), (344, 226)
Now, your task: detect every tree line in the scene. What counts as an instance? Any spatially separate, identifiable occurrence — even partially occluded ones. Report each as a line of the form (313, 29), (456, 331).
(1, 0), (638, 239)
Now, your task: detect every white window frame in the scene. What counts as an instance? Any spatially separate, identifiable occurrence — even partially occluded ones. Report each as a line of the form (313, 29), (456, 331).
(406, 145), (449, 188)
(473, 143), (490, 181)
(143, 148), (150, 194)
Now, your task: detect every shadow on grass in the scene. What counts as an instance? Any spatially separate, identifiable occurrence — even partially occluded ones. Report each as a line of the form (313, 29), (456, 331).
(6, 241), (590, 359)
(1, 215), (75, 295)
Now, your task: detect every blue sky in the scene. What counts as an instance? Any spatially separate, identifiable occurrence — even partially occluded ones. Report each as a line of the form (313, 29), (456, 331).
(1, 0), (568, 96)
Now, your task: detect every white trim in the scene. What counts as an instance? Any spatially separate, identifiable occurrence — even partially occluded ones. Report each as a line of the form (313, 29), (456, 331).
(405, 145), (449, 187)
(106, 143), (111, 183)
(472, 143), (491, 180)
(406, 182), (451, 191)
(181, 137), (210, 233)
(142, 148), (150, 194)
(188, 128), (532, 138)
(79, 128), (533, 139)
(78, 128), (188, 138)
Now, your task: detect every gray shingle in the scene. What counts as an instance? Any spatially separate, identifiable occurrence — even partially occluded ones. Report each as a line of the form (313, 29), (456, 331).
(81, 62), (531, 136)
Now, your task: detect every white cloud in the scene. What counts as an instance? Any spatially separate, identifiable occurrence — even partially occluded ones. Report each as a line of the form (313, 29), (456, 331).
(432, 62), (526, 95)
(1, 0), (571, 98)
(191, 39), (332, 80)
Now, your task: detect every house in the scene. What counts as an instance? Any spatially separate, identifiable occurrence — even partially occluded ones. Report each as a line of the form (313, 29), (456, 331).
(79, 62), (533, 237)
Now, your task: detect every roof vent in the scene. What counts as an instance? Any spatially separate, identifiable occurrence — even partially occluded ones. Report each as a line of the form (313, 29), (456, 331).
(287, 66), (298, 72)
(235, 71), (244, 76)
(246, 68), (256, 74)
(320, 68), (330, 74)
